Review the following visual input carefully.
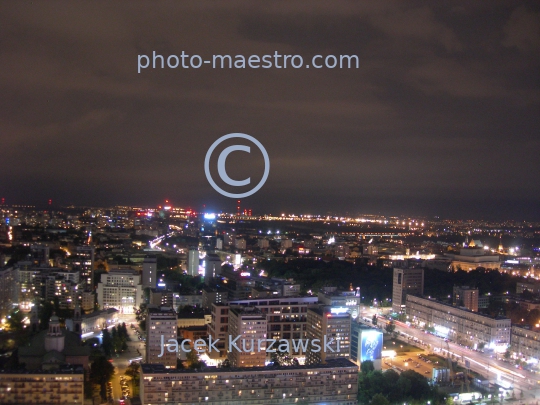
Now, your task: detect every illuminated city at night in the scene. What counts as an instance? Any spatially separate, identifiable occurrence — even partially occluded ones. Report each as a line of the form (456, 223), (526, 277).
(1, 2), (539, 405)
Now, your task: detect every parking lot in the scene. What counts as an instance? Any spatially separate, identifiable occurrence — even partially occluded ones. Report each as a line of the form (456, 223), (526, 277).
(383, 351), (441, 377)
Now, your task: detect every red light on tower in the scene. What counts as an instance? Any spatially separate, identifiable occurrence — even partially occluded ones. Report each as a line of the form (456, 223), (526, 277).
(48, 199), (52, 205)
(237, 200), (241, 216)
(1, 197), (4, 205)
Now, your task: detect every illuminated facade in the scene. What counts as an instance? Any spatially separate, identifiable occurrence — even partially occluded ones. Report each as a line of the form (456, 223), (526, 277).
(511, 326), (540, 363)
(407, 295), (510, 350)
(140, 359), (358, 405)
(0, 266), (16, 319)
(227, 307), (267, 367)
(350, 322), (383, 370)
(0, 368), (84, 405)
(96, 269), (143, 314)
(146, 306), (178, 369)
(306, 307), (350, 365)
(392, 267), (424, 313)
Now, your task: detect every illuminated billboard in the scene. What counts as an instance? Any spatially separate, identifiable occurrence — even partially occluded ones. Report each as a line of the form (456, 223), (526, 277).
(360, 331), (383, 363)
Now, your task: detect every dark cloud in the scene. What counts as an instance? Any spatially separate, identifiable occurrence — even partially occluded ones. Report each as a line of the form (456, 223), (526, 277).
(0, 1), (539, 219)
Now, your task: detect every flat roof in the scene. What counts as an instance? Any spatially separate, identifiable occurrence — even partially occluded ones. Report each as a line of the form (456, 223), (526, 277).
(142, 358), (357, 375)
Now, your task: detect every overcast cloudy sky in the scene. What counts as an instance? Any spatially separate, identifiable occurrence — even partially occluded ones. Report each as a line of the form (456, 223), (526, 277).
(1, 1), (539, 219)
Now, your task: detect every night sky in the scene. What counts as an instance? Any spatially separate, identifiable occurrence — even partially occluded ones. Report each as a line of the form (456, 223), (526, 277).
(1, 1), (539, 219)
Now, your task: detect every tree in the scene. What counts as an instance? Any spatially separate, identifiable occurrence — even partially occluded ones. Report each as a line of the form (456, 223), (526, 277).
(385, 320), (395, 334)
(270, 350), (299, 366)
(102, 328), (112, 358)
(371, 393), (390, 405)
(6, 309), (24, 332)
(90, 356), (115, 400)
(361, 360), (375, 374)
(504, 349), (511, 360)
(372, 314), (378, 325)
(125, 362), (141, 394)
(186, 347), (206, 369)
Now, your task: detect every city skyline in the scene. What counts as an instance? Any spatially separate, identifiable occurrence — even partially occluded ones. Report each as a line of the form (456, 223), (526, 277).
(1, 2), (539, 220)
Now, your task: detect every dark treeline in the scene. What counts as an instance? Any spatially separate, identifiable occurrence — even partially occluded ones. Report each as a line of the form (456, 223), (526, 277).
(261, 259), (520, 304)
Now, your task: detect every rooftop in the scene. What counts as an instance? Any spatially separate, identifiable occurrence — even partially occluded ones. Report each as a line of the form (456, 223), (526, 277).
(141, 358), (358, 375)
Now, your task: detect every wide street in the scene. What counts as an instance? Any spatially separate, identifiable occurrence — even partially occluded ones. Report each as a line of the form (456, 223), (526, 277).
(362, 306), (540, 402)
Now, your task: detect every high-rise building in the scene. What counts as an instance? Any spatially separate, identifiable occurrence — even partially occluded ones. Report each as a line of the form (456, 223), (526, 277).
(306, 307), (350, 365)
(142, 256), (157, 290)
(204, 254), (221, 285)
(350, 321), (383, 369)
(0, 267), (16, 319)
(392, 267), (424, 313)
(453, 285), (479, 312)
(146, 306), (178, 369)
(227, 307), (267, 367)
(31, 244), (50, 267)
(202, 286), (228, 310)
(74, 246), (94, 289)
(187, 248), (199, 277)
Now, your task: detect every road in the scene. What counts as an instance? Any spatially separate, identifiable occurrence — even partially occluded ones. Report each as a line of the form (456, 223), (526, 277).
(364, 307), (540, 401)
(112, 319), (145, 404)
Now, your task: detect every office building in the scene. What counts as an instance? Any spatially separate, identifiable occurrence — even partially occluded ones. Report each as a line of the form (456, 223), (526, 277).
(0, 266), (16, 319)
(0, 367), (84, 405)
(453, 286), (479, 312)
(318, 286), (361, 318)
(142, 256), (157, 290)
(146, 306), (178, 369)
(350, 321), (383, 370)
(140, 359), (358, 405)
(407, 295), (510, 351)
(227, 307), (267, 367)
(202, 287), (228, 310)
(392, 267), (424, 313)
(306, 307), (351, 365)
(187, 248), (199, 277)
(204, 254), (222, 285)
(228, 296), (317, 342)
(96, 269), (143, 314)
(73, 246), (94, 288)
(207, 303), (230, 358)
(31, 244), (50, 267)
(257, 238), (270, 249)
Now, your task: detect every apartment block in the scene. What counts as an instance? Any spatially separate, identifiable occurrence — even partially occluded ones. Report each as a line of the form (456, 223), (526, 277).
(306, 307), (351, 365)
(0, 367), (84, 404)
(407, 295), (510, 350)
(227, 307), (267, 368)
(140, 359), (359, 405)
(511, 326), (540, 362)
(146, 306), (178, 369)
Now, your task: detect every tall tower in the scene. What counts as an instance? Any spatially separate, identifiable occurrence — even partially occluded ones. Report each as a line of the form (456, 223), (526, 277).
(142, 256), (157, 289)
(187, 248), (199, 277)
